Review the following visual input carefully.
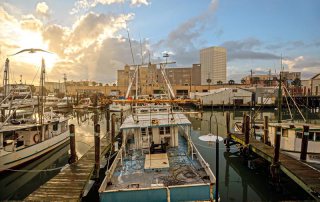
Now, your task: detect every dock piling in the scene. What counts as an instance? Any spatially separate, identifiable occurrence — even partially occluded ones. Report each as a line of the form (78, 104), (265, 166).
(106, 104), (110, 134)
(263, 116), (269, 144)
(225, 112), (231, 152)
(300, 125), (310, 161)
(244, 115), (250, 145)
(270, 126), (281, 184)
(69, 124), (77, 164)
(94, 124), (100, 179)
(111, 113), (116, 151)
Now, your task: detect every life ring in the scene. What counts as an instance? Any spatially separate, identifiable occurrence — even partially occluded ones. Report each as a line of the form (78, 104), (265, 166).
(33, 134), (40, 143)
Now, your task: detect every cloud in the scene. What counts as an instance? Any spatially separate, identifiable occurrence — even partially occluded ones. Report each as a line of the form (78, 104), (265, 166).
(131, 0), (150, 6)
(283, 56), (320, 79)
(36, 2), (50, 17)
(71, 0), (149, 14)
(20, 14), (43, 31)
(220, 38), (280, 61)
(154, 0), (218, 65)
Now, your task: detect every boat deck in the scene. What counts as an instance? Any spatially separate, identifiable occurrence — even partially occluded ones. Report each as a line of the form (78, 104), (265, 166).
(106, 135), (210, 191)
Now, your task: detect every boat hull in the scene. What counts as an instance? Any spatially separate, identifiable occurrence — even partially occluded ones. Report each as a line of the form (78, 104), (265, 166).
(0, 131), (69, 172)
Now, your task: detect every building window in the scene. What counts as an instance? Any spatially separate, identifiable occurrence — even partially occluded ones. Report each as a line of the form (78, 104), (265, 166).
(165, 127), (171, 134)
(282, 129), (288, 137)
(159, 127), (164, 135)
(315, 133), (320, 141)
(141, 128), (147, 136)
(296, 132), (302, 139)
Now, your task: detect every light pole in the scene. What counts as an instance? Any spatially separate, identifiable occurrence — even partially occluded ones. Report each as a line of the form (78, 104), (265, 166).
(198, 105), (222, 201)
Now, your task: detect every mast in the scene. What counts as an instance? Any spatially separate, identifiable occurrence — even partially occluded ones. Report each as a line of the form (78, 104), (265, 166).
(3, 58), (9, 100)
(39, 58), (46, 141)
(277, 55), (282, 123)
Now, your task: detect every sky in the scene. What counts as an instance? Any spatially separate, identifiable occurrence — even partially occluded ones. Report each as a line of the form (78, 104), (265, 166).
(0, 0), (319, 85)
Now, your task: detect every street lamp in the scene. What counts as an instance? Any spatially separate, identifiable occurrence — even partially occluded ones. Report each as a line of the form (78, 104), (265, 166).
(198, 109), (222, 202)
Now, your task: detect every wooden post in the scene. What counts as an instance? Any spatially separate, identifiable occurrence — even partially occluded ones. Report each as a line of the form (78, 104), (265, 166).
(69, 124), (77, 164)
(111, 113), (116, 151)
(120, 109), (123, 125)
(94, 124), (100, 178)
(244, 115), (250, 145)
(273, 126), (281, 165)
(300, 125), (310, 161)
(270, 126), (281, 185)
(1, 109), (5, 122)
(106, 104), (110, 134)
(242, 113), (246, 134)
(263, 116), (269, 144)
(226, 112), (231, 152)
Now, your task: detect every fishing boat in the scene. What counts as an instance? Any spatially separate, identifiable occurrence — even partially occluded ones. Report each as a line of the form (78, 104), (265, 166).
(73, 98), (92, 109)
(268, 123), (320, 164)
(0, 58), (70, 172)
(109, 102), (131, 112)
(99, 105), (215, 201)
(57, 97), (73, 108)
(99, 60), (216, 201)
(45, 93), (60, 108)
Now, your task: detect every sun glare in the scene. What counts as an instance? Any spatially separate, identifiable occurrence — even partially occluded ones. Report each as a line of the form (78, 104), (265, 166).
(11, 30), (59, 72)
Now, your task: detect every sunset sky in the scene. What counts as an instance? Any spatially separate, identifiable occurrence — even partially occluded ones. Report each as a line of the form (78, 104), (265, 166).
(0, 0), (319, 84)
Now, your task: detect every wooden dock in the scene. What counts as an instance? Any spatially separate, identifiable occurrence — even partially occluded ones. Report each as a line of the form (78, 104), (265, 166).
(25, 135), (110, 201)
(229, 132), (320, 200)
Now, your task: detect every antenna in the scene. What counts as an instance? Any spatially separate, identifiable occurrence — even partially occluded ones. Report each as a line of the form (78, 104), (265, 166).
(139, 34), (143, 65)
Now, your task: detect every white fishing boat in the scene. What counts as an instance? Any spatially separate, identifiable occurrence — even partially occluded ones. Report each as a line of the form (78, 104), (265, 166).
(99, 105), (216, 201)
(0, 111), (70, 172)
(0, 84), (38, 109)
(44, 93), (60, 108)
(57, 97), (73, 108)
(268, 123), (320, 164)
(99, 61), (216, 201)
(0, 57), (70, 172)
(73, 98), (92, 109)
(109, 102), (131, 112)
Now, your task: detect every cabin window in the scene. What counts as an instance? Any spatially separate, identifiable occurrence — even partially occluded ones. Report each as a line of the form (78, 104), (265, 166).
(282, 129), (288, 137)
(315, 133), (320, 141)
(296, 132), (302, 139)
(159, 127), (164, 135)
(309, 132), (315, 141)
(148, 128), (152, 136)
(53, 123), (59, 131)
(141, 128), (147, 136)
(165, 127), (171, 134)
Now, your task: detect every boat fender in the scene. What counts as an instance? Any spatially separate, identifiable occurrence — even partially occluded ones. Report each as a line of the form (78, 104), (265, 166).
(33, 134), (40, 143)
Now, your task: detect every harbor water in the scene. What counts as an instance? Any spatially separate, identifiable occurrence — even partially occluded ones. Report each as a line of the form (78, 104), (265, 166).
(0, 107), (319, 201)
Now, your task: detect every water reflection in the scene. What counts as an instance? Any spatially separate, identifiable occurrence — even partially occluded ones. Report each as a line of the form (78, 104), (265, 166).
(190, 109), (316, 201)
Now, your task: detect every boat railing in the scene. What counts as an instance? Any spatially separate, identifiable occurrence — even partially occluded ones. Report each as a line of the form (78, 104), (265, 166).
(178, 125), (216, 183)
(99, 145), (124, 192)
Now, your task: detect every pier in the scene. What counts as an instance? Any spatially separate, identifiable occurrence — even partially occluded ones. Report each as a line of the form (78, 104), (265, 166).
(227, 131), (320, 200)
(25, 128), (111, 201)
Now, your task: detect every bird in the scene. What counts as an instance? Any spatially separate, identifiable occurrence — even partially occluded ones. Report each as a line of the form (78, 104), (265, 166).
(9, 48), (52, 56)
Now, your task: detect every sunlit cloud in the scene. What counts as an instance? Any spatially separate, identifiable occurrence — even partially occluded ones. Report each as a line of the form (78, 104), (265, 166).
(36, 2), (50, 17)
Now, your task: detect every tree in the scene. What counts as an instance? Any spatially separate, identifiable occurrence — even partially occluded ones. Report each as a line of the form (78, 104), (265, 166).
(228, 80), (235, 85)
(217, 80), (223, 85)
(241, 79), (246, 84)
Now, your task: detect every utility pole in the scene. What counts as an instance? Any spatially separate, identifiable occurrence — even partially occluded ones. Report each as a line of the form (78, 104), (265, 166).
(250, 69), (253, 87)
(278, 55), (283, 123)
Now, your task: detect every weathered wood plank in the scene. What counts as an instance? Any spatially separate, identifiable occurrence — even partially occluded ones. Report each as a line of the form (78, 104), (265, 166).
(25, 136), (111, 201)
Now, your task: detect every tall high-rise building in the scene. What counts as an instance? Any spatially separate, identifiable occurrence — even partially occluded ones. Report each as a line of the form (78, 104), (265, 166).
(200, 46), (226, 85)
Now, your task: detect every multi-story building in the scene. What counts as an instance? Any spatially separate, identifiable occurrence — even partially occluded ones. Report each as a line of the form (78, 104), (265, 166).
(117, 63), (201, 95)
(241, 74), (278, 86)
(280, 71), (301, 81)
(200, 46), (226, 85)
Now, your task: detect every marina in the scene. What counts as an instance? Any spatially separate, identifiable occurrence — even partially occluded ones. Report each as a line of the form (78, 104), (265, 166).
(1, 1), (320, 201)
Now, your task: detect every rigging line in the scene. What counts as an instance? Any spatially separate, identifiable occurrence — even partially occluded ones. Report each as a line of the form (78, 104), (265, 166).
(31, 65), (41, 85)
(283, 85), (293, 121)
(282, 82), (306, 122)
(127, 29), (135, 66)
